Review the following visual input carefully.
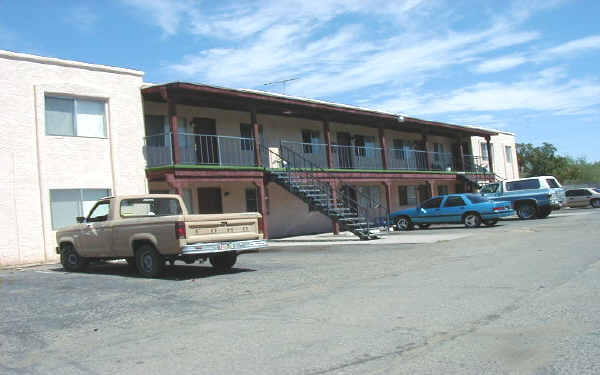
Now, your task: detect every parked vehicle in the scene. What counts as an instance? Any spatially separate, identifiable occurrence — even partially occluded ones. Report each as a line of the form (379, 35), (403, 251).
(479, 176), (565, 219)
(565, 188), (600, 208)
(390, 194), (513, 230)
(55, 194), (267, 277)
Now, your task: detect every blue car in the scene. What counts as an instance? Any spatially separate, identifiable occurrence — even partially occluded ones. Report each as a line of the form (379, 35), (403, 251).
(390, 194), (514, 230)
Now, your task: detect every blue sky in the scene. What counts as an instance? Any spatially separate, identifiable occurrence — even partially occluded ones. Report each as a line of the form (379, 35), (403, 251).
(2, 0), (600, 161)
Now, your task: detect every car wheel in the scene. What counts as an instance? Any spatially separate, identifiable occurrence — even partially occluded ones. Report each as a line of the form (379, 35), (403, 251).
(592, 199), (600, 208)
(60, 244), (89, 272)
(483, 219), (498, 226)
(394, 216), (414, 231)
(135, 244), (164, 278)
(125, 258), (137, 270)
(536, 207), (552, 218)
(463, 213), (481, 228)
(517, 203), (537, 220)
(210, 252), (237, 270)
(417, 224), (431, 229)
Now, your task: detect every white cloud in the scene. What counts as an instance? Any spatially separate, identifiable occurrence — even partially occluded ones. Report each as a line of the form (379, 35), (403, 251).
(120, 0), (192, 36)
(475, 55), (527, 73)
(67, 6), (98, 32)
(543, 35), (600, 56)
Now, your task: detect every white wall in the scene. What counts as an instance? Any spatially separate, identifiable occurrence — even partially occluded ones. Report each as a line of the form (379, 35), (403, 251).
(470, 132), (519, 180)
(0, 51), (147, 267)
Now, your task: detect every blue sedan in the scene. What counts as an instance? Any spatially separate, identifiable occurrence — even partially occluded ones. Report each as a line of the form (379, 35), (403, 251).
(390, 194), (514, 230)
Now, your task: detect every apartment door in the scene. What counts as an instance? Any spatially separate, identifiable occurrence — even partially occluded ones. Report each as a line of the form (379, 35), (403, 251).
(337, 132), (353, 168)
(193, 118), (219, 164)
(197, 188), (223, 214)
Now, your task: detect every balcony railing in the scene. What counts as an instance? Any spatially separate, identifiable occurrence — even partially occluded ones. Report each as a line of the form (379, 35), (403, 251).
(143, 132), (490, 174)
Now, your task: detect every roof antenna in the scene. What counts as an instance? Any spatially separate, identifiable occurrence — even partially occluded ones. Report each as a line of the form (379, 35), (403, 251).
(262, 77), (298, 95)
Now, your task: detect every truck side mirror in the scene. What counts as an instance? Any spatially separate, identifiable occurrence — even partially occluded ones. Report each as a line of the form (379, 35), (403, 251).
(76, 216), (85, 223)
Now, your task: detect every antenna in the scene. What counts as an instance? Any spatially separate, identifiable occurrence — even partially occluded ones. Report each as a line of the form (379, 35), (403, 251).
(262, 77), (298, 95)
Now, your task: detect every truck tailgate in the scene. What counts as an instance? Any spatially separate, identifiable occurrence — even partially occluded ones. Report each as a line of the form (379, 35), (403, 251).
(184, 213), (262, 244)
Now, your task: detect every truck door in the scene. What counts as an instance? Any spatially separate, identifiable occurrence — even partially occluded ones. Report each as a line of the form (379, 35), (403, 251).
(79, 200), (112, 257)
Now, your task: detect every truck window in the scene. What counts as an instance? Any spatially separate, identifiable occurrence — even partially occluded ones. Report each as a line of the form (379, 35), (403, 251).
(505, 179), (540, 191)
(546, 178), (560, 188)
(120, 198), (182, 217)
(87, 201), (110, 222)
(480, 183), (499, 193)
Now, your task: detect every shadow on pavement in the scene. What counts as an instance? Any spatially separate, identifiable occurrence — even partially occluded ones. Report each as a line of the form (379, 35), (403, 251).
(48, 262), (256, 281)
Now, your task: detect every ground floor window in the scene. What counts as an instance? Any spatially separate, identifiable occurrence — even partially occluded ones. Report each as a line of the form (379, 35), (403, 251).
(437, 185), (449, 196)
(398, 185), (418, 206)
(49, 188), (111, 230)
(245, 188), (259, 212)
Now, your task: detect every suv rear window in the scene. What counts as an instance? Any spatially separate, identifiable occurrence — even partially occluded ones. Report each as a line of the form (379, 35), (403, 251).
(505, 179), (540, 191)
(120, 198), (182, 217)
(546, 178), (560, 188)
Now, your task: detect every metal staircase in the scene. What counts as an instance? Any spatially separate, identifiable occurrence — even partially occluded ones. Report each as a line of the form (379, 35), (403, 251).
(262, 145), (383, 240)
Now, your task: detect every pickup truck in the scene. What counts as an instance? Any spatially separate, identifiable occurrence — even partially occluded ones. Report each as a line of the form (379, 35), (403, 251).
(55, 194), (267, 277)
(479, 176), (565, 220)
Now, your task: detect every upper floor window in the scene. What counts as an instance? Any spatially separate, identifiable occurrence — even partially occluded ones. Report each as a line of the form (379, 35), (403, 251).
(45, 96), (106, 138)
(505, 145), (513, 163)
(302, 130), (321, 154)
(480, 143), (488, 160)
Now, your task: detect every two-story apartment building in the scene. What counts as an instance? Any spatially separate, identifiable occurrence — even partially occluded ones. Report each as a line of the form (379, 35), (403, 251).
(0, 50), (516, 266)
(0, 50), (147, 267)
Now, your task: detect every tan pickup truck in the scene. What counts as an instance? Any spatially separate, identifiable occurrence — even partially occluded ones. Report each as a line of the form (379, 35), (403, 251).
(55, 194), (267, 277)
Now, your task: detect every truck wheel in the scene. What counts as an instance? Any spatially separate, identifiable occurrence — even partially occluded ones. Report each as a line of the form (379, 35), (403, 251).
(60, 244), (89, 272)
(135, 244), (164, 278)
(536, 207), (552, 218)
(517, 203), (537, 220)
(210, 252), (237, 270)
(592, 199), (600, 208)
(394, 216), (414, 231)
(463, 213), (481, 228)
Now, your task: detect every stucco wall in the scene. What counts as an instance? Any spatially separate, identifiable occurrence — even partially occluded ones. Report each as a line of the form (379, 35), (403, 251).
(471, 132), (519, 180)
(0, 51), (147, 267)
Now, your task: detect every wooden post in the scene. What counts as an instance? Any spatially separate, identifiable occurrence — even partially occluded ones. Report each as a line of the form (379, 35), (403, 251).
(168, 98), (180, 165)
(331, 179), (340, 235)
(423, 133), (432, 170)
(251, 107), (263, 167)
(255, 179), (269, 239)
(323, 119), (334, 169)
(458, 138), (465, 171)
(383, 181), (392, 223)
(165, 173), (183, 196)
(378, 127), (389, 170)
(485, 135), (494, 174)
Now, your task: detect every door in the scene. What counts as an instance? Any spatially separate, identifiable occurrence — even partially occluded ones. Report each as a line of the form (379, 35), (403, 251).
(197, 187), (223, 214)
(337, 132), (353, 168)
(341, 185), (358, 213)
(414, 196), (444, 223)
(441, 195), (467, 223)
(79, 200), (112, 257)
(193, 118), (218, 164)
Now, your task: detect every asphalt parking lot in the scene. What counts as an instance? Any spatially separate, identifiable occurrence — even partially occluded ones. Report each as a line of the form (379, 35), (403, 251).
(2, 208), (600, 375)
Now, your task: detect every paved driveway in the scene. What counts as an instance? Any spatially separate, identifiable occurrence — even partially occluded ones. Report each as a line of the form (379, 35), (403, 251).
(1, 208), (600, 374)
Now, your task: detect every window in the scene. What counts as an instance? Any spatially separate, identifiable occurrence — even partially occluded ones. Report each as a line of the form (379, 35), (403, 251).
(407, 186), (418, 205)
(480, 183), (499, 194)
(45, 96), (106, 137)
(240, 123), (254, 151)
(505, 146), (513, 163)
(393, 139), (405, 159)
(582, 189), (592, 196)
(565, 190), (576, 197)
(358, 186), (381, 208)
(444, 196), (466, 207)
(245, 188), (259, 212)
(546, 178), (560, 188)
(480, 142), (492, 161)
(506, 179), (540, 191)
(466, 194), (489, 204)
(87, 201), (110, 222)
(120, 198), (182, 217)
(437, 185), (449, 196)
(422, 197), (443, 209)
(398, 186), (408, 205)
(354, 135), (366, 156)
(49, 188), (110, 230)
(301, 130), (321, 153)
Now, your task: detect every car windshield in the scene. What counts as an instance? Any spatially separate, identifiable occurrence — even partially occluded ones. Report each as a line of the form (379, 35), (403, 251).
(466, 194), (489, 203)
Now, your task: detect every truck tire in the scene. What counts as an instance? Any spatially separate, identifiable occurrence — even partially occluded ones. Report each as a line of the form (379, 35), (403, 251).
(536, 207), (552, 218)
(135, 244), (164, 278)
(463, 213), (481, 228)
(210, 252), (237, 270)
(517, 203), (537, 220)
(60, 243), (89, 272)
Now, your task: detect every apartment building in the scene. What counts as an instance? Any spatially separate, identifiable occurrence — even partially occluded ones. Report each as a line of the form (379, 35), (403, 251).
(0, 50), (147, 267)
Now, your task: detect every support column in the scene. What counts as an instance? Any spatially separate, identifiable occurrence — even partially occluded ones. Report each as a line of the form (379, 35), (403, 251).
(383, 181), (392, 224)
(322, 119), (334, 169)
(485, 135), (494, 174)
(422, 133), (432, 170)
(378, 127), (389, 170)
(168, 98), (180, 165)
(255, 179), (269, 239)
(330, 179), (340, 235)
(458, 138), (465, 171)
(428, 180), (435, 198)
(251, 107), (263, 167)
(165, 173), (183, 196)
